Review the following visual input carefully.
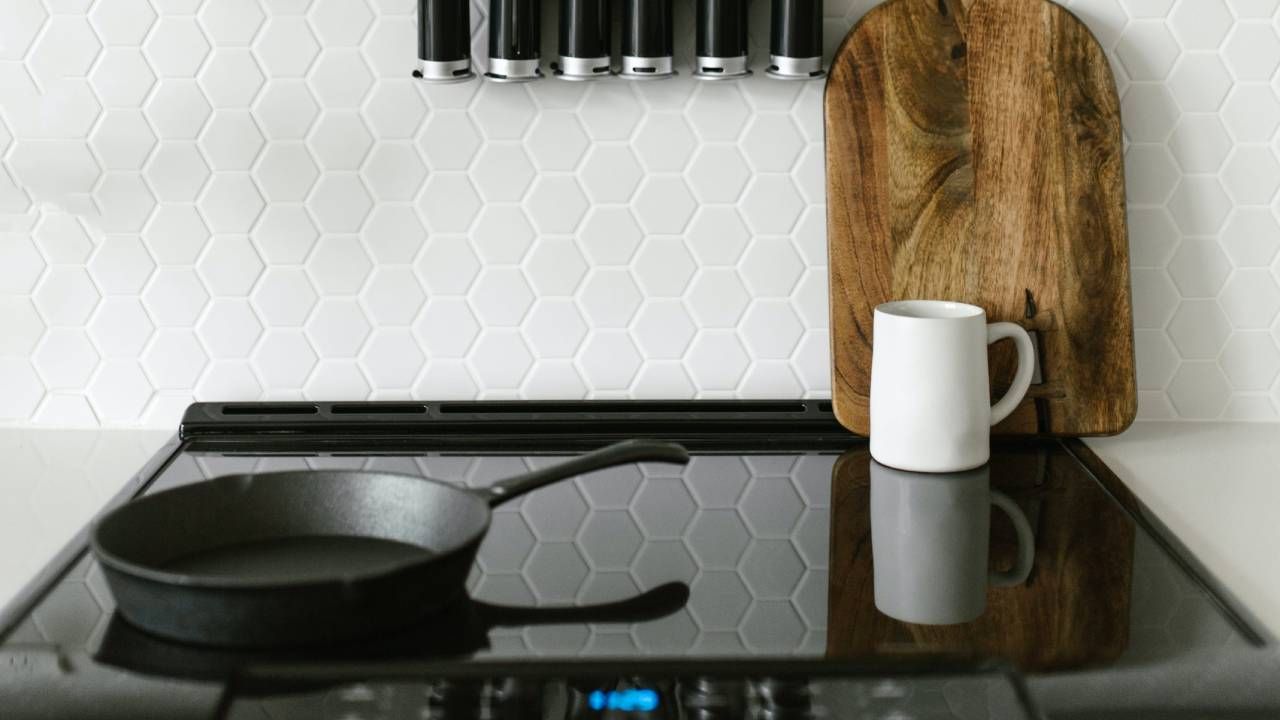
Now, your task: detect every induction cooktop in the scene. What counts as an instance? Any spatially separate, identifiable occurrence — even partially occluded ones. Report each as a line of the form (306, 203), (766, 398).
(0, 401), (1267, 719)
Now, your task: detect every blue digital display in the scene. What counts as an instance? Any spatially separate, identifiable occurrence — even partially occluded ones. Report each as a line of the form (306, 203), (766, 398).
(588, 688), (659, 712)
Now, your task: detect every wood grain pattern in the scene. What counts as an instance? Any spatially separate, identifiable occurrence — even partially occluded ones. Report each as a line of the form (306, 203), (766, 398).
(826, 0), (1136, 436)
(825, 447), (1134, 671)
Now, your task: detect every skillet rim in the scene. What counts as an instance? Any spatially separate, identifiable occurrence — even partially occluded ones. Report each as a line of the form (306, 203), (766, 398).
(88, 469), (493, 591)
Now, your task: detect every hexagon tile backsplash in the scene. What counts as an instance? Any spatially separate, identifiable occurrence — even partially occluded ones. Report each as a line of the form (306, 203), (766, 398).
(2, 0), (1280, 426)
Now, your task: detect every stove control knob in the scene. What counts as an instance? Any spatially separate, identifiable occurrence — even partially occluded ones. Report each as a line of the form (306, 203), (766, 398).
(679, 678), (746, 719)
(751, 678), (815, 720)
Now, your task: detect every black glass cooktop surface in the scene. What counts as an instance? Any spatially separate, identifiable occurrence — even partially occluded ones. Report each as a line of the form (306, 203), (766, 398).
(0, 402), (1265, 719)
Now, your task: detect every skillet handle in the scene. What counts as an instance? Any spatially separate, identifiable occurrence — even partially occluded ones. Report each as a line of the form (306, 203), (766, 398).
(483, 439), (689, 506)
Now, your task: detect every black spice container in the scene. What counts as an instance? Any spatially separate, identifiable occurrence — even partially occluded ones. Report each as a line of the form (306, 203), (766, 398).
(415, 0), (475, 82)
(621, 0), (675, 79)
(555, 0), (611, 80)
(486, 0), (542, 81)
(767, 0), (824, 79)
(694, 0), (750, 79)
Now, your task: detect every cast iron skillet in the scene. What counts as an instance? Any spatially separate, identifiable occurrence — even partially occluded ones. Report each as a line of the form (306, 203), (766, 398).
(91, 439), (689, 647)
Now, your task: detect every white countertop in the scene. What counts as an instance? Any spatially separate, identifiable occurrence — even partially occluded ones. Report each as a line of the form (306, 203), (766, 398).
(0, 424), (1277, 645)
(1085, 422), (1280, 640)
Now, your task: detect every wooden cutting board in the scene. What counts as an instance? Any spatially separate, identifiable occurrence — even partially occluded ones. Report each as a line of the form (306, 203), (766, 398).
(825, 0), (1136, 436)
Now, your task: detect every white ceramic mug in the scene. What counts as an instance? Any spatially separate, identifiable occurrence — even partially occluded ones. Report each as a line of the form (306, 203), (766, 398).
(869, 300), (1035, 472)
(870, 461), (1035, 625)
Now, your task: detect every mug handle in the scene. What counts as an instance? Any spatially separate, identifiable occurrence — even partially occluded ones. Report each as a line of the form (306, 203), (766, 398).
(986, 322), (1036, 426)
(988, 491), (1035, 587)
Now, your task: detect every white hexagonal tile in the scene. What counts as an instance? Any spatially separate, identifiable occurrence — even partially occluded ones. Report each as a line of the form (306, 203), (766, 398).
(738, 237), (805, 297)
(579, 82), (643, 139)
(792, 329), (829, 393)
(143, 205), (209, 264)
(308, 49), (373, 107)
(415, 298), (479, 357)
(142, 267), (209, 326)
(198, 360), (266, 401)
(1168, 300), (1232, 358)
(1220, 269), (1280, 328)
(578, 332), (642, 390)
(200, 173), (265, 233)
(1168, 54), (1234, 111)
(525, 176), (589, 234)
(28, 16), (101, 88)
(251, 329), (318, 388)
(687, 145), (752, 205)
(578, 207), (642, 265)
(1220, 332), (1280, 389)
(686, 269), (751, 328)
(309, 0), (373, 45)
(361, 143), (427, 202)
(632, 113), (697, 172)
(253, 81), (319, 139)
(1166, 362), (1231, 418)
(1115, 22), (1180, 81)
(469, 330), (533, 388)
(30, 212), (94, 271)
(632, 238), (695, 297)
(88, 298), (153, 359)
(252, 205), (318, 264)
(309, 111), (373, 170)
(415, 361), (478, 399)
(251, 267), (317, 325)
(198, 48), (266, 109)
(1128, 207), (1179, 269)
(1133, 329), (1180, 391)
(477, 512), (535, 573)
(469, 267), (534, 326)
(253, 17), (320, 76)
(0, 233), (44, 294)
(254, 142), (319, 201)
(687, 572), (751, 631)
(578, 145), (643, 203)
(632, 177), (696, 235)
(89, 0), (154, 46)
(142, 329), (208, 389)
(741, 540), (806, 599)
(687, 83), (751, 141)
(358, 207), (423, 265)
(418, 174), (481, 232)
(631, 301), (696, 359)
(631, 363), (696, 398)
(739, 476), (804, 538)
(362, 15), (416, 76)
(145, 143), (210, 202)
(523, 237), (589, 296)
(577, 269), (642, 327)
(1223, 85), (1280, 141)
(471, 144), (535, 202)
(88, 236), (154, 295)
(200, 111), (265, 170)
(742, 114), (806, 173)
(575, 511), (643, 570)
(90, 48), (157, 108)
(308, 174), (373, 232)
(362, 267), (424, 325)
(93, 172), (157, 232)
(197, 236), (264, 296)
(685, 332), (749, 390)
(416, 235), (480, 294)
(1225, 23), (1280, 80)
(523, 544), (589, 603)
(306, 298), (372, 357)
(0, 358), (44, 421)
(359, 328), (425, 388)
(525, 111), (589, 171)
(146, 81), (213, 139)
(1131, 268), (1181, 329)
(1122, 84), (1179, 143)
(0, 297), (46, 356)
(1168, 115), (1231, 173)
(33, 329), (99, 390)
(144, 17), (210, 77)
(686, 509), (750, 569)
(739, 301), (805, 360)
(522, 300), (587, 359)
(197, 299), (263, 358)
(1167, 239), (1232, 297)
(362, 80), (427, 139)
(86, 360), (151, 423)
(463, 206), (533, 265)
(627, 476), (694, 538)
(1168, 177), (1232, 235)
(470, 84), (536, 140)
(199, 0), (266, 44)
(34, 267), (100, 326)
(740, 361), (804, 397)
(1124, 144), (1179, 204)
(1169, 0), (1232, 50)
(1224, 396), (1278, 420)
(1223, 209), (1280, 266)
(1222, 148), (1280, 205)
(419, 111), (481, 171)
(91, 111), (157, 170)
